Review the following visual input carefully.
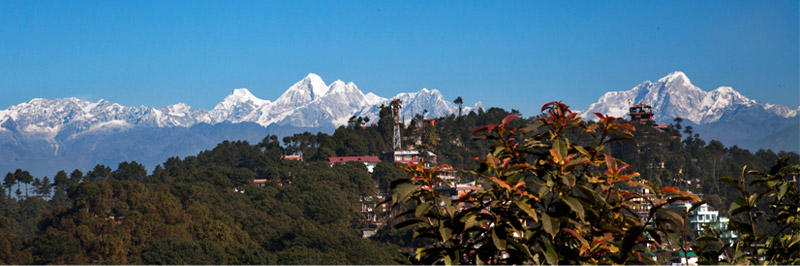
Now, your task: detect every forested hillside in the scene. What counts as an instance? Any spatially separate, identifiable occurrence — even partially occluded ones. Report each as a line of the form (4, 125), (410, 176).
(0, 104), (796, 264)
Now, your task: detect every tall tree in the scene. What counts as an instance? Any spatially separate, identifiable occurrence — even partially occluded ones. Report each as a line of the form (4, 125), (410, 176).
(37, 177), (51, 198)
(673, 117), (683, 131)
(3, 173), (15, 198)
(113, 161), (147, 181)
(453, 96), (463, 117)
(69, 170), (83, 187)
(86, 165), (111, 182)
(14, 169), (33, 198)
(31, 178), (42, 197)
(51, 171), (70, 207)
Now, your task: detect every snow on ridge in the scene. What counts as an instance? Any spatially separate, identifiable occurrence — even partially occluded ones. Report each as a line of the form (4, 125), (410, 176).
(88, 119), (132, 132)
(582, 71), (798, 124)
(2, 73), (478, 138)
(364, 93), (386, 106)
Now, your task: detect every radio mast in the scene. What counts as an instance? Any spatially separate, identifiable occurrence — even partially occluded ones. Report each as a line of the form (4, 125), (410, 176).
(391, 99), (403, 151)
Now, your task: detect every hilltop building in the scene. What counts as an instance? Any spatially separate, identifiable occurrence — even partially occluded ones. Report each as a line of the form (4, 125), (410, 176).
(629, 103), (669, 132)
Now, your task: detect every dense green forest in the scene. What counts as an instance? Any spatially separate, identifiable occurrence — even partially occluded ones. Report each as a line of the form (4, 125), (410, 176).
(0, 104), (797, 264)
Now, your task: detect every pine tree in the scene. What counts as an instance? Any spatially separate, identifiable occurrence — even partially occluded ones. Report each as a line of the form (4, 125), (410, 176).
(69, 169), (83, 187)
(38, 177), (51, 198)
(51, 171), (70, 207)
(3, 173), (15, 198)
(14, 169), (33, 198)
(31, 178), (42, 197)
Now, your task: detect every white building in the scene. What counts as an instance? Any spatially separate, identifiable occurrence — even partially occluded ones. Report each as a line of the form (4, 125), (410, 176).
(676, 202), (738, 244)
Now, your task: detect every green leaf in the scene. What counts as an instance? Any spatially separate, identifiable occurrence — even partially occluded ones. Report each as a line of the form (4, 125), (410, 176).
(542, 213), (557, 239)
(440, 222), (452, 241)
(619, 226), (643, 262)
(507, 238), (534, 261)
(415, 202), (432, 219)
(718, 176), (741, 190)
(392, 182), (421, 203)
(747, 193), (758, 206)
(415, 247), (425, 262)
(656, 208), (684, 225)
(562, 196), (585, 221)
(514, 200), (538, 222)
(696, 235), (719, 241)
(492, 228), (507, 250)
(443, 254), (453, 265)
(553, 140), (567, 161)
(687, 201), (707, 213)
(542, 240), (558, 265)
(464, 214), (479, 230)
(574, 145), (591, 157)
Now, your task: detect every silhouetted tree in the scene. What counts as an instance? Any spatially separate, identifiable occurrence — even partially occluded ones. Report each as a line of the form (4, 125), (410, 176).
(3, 172), (15, 198)
(14, 169), (33, 198)
(453, 96), (463, 117)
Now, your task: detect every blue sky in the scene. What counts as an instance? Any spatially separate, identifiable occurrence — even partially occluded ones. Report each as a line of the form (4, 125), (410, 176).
(1, 0), (797, 116)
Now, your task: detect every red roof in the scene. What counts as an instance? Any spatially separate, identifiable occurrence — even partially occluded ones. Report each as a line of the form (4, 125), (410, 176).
(328, 156), (381, 163)
(281, 155), (302, 160)
(631, 103), (652, 108)
(253, 179), (267, 183)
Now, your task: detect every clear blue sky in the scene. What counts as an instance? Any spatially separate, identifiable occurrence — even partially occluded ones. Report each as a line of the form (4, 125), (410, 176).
(1, 0), (797, 116)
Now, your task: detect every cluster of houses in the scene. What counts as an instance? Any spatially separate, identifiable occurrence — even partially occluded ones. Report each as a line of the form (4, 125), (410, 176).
(324, 148), (480, 231)
(246, 104), (741, 264)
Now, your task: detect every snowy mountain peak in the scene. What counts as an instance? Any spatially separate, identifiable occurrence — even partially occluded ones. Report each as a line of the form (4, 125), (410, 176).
(209, 88), (271, 124)
(229, 88), (267, 105)
(302, 73), (329, 98)
(582, 71), (797, 125)
(659, 71), (691, 86)
(328, 80), (348, 93)
(712, 86), (739, 96)
(164, 103), (192, 114)
(364, 92), (386, 106)
(1, 73), (478, 143)
(275, 73), (331, 108)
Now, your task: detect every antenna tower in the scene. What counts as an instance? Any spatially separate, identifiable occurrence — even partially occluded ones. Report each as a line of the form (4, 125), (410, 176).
(391, 99), (403, 151)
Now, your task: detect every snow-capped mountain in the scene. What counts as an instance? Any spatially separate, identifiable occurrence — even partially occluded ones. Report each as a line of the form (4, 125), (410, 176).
(582, 71), (799, 152)
(0, 73), (475, 139)
(582, 71), (798, 124)
(0, 73), (477, 176)
(209, 88), (270, 124)
(0, 97), (210, 142)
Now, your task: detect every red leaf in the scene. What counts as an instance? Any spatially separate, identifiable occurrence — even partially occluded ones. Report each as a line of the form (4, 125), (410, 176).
(594, 112), (606, 120)
(472, 125), (488, 134)
(514, 181), (526, 190)
(501, 114), (519, 126)
(487, 123), (497, 133)
(661, 187), (680, 193)
(541, 101), (558, 112)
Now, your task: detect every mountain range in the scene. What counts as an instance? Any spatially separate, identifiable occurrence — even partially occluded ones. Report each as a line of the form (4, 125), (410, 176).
(1, 71), (796, 176)
(0, 74), (481, 176)
(582, 71), (799, 153)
